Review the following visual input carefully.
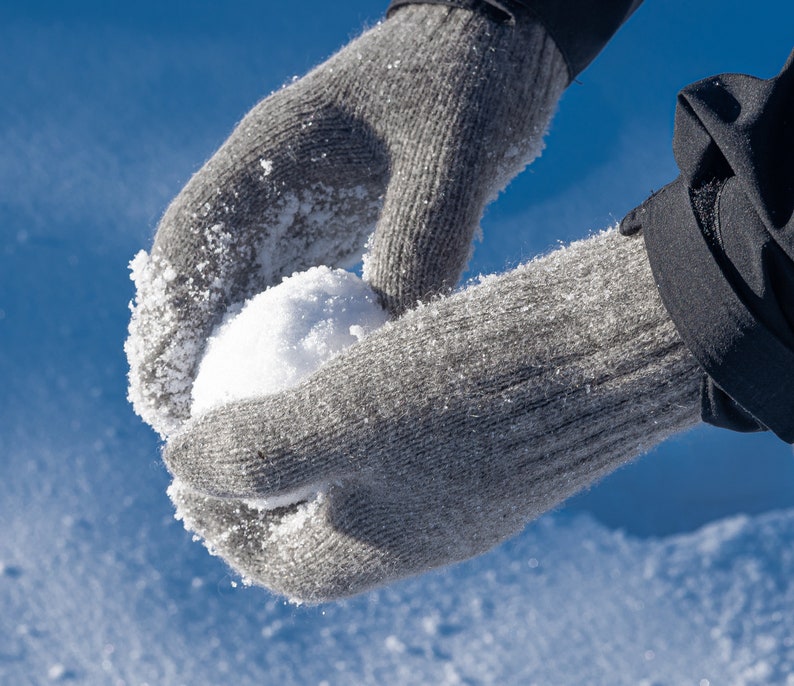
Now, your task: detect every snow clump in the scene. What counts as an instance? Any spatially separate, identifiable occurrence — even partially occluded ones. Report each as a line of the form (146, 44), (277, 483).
(191, 266), (388, 416)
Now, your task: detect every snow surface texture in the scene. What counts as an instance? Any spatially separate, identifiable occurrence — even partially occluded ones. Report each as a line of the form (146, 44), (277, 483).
(191, 266), (389, 415)
(7, 466), (794, 686)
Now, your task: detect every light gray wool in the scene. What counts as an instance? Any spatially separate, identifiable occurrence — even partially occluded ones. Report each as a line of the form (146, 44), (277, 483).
(166, 230), (703, 603)
(126, 4), (568, 437)
(130, 3), (702, 602)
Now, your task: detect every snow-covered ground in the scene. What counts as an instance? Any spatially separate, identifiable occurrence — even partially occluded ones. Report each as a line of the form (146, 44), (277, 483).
(2, 2), (794, 684)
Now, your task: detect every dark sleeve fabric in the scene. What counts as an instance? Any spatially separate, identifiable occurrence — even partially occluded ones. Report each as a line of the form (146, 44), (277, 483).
(620, 50), (794, 443)
(386, 0), (643, 82)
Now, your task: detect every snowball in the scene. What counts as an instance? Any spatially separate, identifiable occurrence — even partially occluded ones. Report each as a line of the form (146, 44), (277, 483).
(191, 266), (388, 417)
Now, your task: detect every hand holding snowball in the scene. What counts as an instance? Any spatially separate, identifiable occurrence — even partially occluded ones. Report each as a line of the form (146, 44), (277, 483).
(125, 4), (568, 438)
(165, 231), (701, 602)
(129, 3), (702, 604)
(189, 266), (388, 511)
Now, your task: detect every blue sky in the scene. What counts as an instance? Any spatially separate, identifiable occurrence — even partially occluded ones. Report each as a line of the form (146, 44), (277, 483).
(1, 1), (794, 682)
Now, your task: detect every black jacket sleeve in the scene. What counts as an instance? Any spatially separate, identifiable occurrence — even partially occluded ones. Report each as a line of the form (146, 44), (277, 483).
(620, 50), (794, 443)
(386, 0), (643, 82)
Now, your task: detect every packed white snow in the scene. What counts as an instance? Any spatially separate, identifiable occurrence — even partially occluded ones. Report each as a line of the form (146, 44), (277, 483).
(191, 266), (388, 415)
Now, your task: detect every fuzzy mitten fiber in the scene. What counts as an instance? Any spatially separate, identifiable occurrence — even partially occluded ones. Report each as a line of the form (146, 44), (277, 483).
(165, 230), (703, 603)
(125, 3), (568, 438)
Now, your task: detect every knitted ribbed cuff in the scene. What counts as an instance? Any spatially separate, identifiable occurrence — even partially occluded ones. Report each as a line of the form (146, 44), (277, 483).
(386, 0), (643, 81)
(387, 0), (517, 25)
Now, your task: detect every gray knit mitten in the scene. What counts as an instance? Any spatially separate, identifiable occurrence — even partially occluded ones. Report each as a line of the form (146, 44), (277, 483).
(126, 3), (568, 438)
(165, 230), (703, 603)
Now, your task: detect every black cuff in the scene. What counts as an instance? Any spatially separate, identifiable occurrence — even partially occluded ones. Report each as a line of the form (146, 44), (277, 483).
(386, 0), (643, 82)
(620, 50), (794, 443)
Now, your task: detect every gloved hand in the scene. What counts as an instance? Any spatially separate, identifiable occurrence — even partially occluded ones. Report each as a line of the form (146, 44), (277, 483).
(126, 3), (569, 438)
(164, 230), (702, 603)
